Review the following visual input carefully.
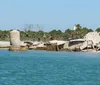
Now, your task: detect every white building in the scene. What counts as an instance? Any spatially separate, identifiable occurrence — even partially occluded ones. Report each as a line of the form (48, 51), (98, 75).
(74, 25), (77, 30)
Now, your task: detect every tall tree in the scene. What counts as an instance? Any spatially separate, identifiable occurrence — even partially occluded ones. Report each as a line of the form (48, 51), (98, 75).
(96, 28), (100, 32)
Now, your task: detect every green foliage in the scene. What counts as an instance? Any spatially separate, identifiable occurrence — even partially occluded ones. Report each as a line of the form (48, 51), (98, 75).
(63, 25), (93, 40)
(75, 24), (82, 30)
(0, 24), (94, 41)
(49, 30), (63, 40)
(0, 30), (10, 41)
(96, 28), (100, 32)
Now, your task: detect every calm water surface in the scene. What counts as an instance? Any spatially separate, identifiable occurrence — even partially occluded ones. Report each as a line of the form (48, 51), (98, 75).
(0, 50), (100, 85)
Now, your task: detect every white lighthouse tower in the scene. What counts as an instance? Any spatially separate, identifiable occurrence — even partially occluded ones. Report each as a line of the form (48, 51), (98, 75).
(74, 24), (77, 30)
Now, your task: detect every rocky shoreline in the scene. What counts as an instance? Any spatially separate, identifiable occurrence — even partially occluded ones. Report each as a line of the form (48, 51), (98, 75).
(1, 30), (100, 52)
(0, 40), (100, 53)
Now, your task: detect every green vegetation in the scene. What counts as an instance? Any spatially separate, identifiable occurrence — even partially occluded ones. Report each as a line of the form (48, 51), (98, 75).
(0, 24), (98, 41)
(96, 28), (100, 32)
(0, 30), (10, 41)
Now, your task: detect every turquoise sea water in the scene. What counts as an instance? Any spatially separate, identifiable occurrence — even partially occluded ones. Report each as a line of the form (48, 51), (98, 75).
(0, 50), (100, 85)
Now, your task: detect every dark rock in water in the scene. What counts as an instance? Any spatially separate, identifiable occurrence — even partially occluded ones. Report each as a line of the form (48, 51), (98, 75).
(35, 47), (46, 50)
(58, 44), (65, 50)
(29, 43), (59, 51)
(72, 47), (81, 52)
(45, 43), (58, 51)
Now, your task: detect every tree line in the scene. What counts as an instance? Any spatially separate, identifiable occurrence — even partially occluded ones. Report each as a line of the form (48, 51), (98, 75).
(0, 24), (100, 41)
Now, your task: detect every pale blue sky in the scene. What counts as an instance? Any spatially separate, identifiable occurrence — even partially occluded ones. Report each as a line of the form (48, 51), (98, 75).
(0, 0), (100, 31)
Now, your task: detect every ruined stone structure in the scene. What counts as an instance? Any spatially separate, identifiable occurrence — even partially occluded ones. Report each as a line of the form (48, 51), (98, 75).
(84, 32), (100, 46)
(80, 32), (100, 50)
(9, 30), (21, 51)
